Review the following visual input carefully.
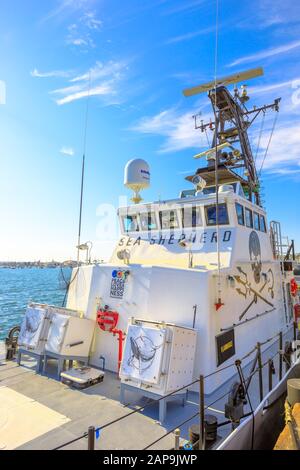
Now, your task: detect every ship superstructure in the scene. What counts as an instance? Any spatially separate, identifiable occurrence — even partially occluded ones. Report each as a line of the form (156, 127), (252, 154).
(63, 67), (297, 394)
(1, 67), (299, 452)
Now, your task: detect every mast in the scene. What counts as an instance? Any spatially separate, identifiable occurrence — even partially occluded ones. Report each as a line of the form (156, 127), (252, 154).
(183, 67), (280, 206)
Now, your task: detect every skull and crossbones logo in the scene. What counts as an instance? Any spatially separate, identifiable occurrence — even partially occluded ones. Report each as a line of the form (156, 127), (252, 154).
(249, 231), (262, 284)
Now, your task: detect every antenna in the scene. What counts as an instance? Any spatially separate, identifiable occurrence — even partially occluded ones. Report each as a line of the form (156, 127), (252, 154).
(77, 71), (92, 264)
(182, 65), (280, 206)
(182, 67), (263, 97)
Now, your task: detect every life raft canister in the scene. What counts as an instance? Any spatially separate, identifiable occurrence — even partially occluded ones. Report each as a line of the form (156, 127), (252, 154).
(290, 278), (298, 297)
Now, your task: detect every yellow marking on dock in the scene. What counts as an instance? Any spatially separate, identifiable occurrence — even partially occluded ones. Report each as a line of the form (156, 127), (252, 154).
(0, 386), (70, 450)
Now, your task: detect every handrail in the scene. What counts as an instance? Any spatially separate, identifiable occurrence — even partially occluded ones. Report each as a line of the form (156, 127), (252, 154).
(52, 323), (295, 450)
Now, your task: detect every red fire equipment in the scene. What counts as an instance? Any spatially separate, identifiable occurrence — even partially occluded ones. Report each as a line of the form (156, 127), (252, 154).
(294, 304), (300, 322)
(97, 306), (125, 372)
(290, 278), (298, 297)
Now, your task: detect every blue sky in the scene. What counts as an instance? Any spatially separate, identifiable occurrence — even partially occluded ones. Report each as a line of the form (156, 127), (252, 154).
(0, 0), (299, 261)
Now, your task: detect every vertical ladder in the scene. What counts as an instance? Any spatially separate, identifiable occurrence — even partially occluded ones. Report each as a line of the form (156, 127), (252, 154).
(270, 220), (283, 259)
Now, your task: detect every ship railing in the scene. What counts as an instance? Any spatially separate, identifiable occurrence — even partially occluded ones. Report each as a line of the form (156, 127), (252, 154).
(52, 323), (298, 451)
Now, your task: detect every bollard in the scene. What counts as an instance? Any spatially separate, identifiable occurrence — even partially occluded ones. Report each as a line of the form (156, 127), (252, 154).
(174, 428), (180, 450)
(199, 375), (205, 450)
(257, 342), (263, 402)
(279, 331), (283, 381)
(88, 426), (95, 450)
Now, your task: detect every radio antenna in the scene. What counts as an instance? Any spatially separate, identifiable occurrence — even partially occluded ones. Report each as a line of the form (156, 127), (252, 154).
(77, 70), (92, 264)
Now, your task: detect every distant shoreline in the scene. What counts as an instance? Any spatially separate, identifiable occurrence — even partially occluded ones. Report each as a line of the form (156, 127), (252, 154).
(0, 261), (78, 269)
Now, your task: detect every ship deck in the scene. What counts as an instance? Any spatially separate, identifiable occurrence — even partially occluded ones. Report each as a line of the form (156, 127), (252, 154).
(0, 327), (293, 450)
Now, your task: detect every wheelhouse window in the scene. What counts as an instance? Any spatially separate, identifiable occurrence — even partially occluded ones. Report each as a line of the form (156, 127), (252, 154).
(260, 215), (266, 233)
(245, 208), (253, 228)
(159, 210), (179, 230)
(122, 215), (139, 232)
(139, 212), (158, 231)
(253, 212), (260, 231)
(181, 206), (202, 228)
(235, 203), (245, 226)
(205, 203), (229, 226)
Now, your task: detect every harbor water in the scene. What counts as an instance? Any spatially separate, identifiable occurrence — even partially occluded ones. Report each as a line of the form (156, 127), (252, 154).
(0, 267), (70, 340)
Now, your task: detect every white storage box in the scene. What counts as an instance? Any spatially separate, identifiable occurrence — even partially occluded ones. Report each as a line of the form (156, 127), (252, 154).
(18, 303), (94, 359)
(120, 319), (197, 395)
(60, 366), (105, 388)
(18, 304), (50, 354)
(45, 312), (95, 357)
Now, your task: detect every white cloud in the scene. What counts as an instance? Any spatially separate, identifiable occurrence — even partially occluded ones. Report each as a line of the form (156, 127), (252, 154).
(56, 83), (114, 105)
(163, 0), (206, 15)
(50, 60), (128, 106)
(82, 11), (102, 30)
(30, 68), (71, 78)
(70, 60), (127, 82)
(64, 9), (101, 50)
(40, 0), (94, 24)
(166, 26), (215, 44)
(249, 80), (294, 95)
(66, 36), (93, 47)
(229, 40), (300, 67)
(60, 146), (75, 156)
(50, 84), (83, 95)
(256, 123), (300, 171)
(131, 107), (210, 153)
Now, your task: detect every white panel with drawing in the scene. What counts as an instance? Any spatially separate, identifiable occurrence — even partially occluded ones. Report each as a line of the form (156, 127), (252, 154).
(120, 324), (167, 385)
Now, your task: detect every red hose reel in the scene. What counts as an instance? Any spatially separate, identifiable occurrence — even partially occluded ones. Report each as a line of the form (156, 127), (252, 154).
(96, 306), (125, 372)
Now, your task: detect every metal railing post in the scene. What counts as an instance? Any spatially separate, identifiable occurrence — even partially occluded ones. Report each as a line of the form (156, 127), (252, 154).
(88, 426), (95, 450)
(199, 375), (205, 450)
(268, 359), (273, 392)
(293, 321), (297, 342)
(279, 331), (283, 380)
(174, 428), (180, 450)
(256, 342), (263, 402)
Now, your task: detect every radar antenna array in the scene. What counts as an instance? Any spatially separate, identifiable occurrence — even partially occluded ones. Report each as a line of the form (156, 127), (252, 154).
(183, 67), (280, 206)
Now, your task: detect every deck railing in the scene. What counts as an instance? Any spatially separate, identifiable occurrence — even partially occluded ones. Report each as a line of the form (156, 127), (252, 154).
(50, 322), (299, 451)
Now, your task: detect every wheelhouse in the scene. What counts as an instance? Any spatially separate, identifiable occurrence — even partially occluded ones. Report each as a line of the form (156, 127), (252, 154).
(118, 182), (268, 237)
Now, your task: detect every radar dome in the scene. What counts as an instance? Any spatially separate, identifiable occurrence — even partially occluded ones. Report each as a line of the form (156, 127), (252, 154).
(124, 159), (150, 203)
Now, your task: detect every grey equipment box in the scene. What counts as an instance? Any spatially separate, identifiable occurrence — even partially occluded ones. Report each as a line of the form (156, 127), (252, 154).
(60, 366), (105, 389)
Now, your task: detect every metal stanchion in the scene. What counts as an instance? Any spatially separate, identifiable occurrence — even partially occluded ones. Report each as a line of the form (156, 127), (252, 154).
(268, 359), (274, 392)
(174, 428), (180, 450)
(279, 331), (283, 381)
(293, 321), (297, 342)
(256, 342), (263, 402)
(199, 375), (205, 450)
(88, 426), (95, 450)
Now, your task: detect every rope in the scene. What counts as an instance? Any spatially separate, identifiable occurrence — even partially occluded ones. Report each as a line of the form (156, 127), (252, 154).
(204, 389), (230, 410)
(53, 378), (199, 450)
(143, 411), (200, 450)
(236, 361), (255, 450)
(204, 361), (235, 379)
(52, 325), (294, 450)
(60, 266), (80, 307)
(258, 111), (278, 176)
(204, 127), (211, 147)
(259, 331), (280, 347)
(284, 399), (300, 450)
(254, 111), (265, 163)
(220, 307), (276, 331)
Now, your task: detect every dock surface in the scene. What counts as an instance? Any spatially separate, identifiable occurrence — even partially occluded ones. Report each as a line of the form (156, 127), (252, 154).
(0, 359), (175, 450)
